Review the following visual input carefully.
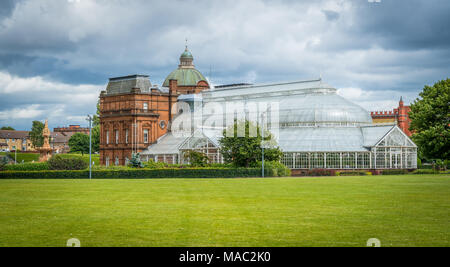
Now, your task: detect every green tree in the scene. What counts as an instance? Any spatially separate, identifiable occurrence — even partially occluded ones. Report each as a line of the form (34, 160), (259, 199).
(1, 126), (15, 130)
(219, 120), (283, 168)
(184, 150), (209, 167)
(409, 78), (450, 160)
(91, 125), (100, 153)
(93, 100), (101, 127)
(29, 121), (44, 148)
(68, 133), (90, 155)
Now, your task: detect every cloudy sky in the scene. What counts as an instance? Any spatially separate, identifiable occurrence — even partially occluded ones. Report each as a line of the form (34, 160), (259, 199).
(0, 0), (449, 130)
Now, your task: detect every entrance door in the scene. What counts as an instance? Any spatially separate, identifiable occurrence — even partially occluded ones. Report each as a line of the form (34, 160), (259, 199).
(393, 152), (401, 169)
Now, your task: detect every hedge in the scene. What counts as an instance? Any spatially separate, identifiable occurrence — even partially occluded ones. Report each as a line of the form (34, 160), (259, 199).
(382, 169), (410, 175)
(412, 169), (441, 175)
(4, 162), (49, 171)
(336, 171), (372, 176)
(0, 168), (263, 179)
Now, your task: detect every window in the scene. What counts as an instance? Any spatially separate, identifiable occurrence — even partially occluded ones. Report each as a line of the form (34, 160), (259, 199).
(106, 156), (110, 167)
(115, 130), (119, 144)
(144, 129), (149, 143)
(125, 129), (129, 144)
(106, 131), (110, 144)
(125, 157), (130, 166)
(143, 102), (148, 111)
(115, 156), (119, 166)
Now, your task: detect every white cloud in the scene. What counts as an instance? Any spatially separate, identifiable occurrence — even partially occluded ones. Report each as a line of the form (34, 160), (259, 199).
(0, 104), (44, 120)
(337, 87), (416, 111)
(0, 71), (102, 130)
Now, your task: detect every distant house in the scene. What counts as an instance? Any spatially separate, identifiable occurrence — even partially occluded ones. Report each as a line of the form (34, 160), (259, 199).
(51, 132), (74, 154)
(0, 130), (35, 152)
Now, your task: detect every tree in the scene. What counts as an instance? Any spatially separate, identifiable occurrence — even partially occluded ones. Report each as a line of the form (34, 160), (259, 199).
(129, 153), (144, 168)
(91, 125), (100, 153)
(68, 133), (90, 155)
(409, 79), (450, 160)
(29, 121), (44, 148)
(219, 120), (283, 167)
(93, 100), (100, 127)
(1, 126), (15, 130)
(184, 150), (209, 167)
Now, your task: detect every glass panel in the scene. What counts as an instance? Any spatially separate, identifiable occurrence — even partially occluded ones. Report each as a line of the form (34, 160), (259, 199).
(326, 153), (340, 169)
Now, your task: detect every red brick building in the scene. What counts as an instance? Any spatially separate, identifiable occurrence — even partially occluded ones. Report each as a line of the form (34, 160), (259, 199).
(54, 125), (90, 135)
(99, 47), (209, 166)
(371, 97), (412, 136)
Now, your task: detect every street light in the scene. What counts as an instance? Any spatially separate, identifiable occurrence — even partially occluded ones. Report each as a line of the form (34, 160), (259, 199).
(87, 115), (93, 180)
(261, 112), (266, 178)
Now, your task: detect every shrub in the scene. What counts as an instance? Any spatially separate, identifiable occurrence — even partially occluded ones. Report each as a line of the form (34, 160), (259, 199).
(261, 161), (291, 177)
(382, 169), (410, 175)
(129, 153), (144, 168)
(48, 155), (88, 170)
(336, 171), (371, 176)
(58, 154), (100, 166)
(5, 162), (49, 171)
(412, 169), (440, 175)
(143, 160), (166, 169)
(300, 169), (336, 177)
(0, 156), (9, 171)
(183, 151), (209, 167)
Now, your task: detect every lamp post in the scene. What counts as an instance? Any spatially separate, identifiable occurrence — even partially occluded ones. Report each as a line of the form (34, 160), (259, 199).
(261, 112), (266, 178)
(87, 115), (93, 180)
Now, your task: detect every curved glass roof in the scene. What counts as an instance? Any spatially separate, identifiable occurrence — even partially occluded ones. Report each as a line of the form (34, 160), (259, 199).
(199, 79), (372, 127)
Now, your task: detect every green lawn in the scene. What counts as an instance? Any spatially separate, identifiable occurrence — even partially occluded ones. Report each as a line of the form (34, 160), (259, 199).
(0, 152), (39, 163)
(0, 175), (449, 247)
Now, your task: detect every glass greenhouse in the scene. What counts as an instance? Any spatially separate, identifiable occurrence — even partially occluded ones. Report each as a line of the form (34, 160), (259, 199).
(141, 79), (417, 170)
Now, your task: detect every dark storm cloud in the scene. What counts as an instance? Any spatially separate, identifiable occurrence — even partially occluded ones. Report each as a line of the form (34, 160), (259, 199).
(0, 0), (19, 18)
(352, 0), (450, 50)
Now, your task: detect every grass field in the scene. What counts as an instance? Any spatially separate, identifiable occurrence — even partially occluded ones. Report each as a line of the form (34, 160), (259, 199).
(0, 152), (39, 163)
(0, 152), (100, 165)
(0, 174), (448, 247)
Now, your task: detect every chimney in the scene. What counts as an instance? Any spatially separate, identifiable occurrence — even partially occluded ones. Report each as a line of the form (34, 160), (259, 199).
(169, 79), (178, 95)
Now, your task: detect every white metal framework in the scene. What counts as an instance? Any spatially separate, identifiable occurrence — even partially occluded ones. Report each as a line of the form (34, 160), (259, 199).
(281, 127), (417, 169)
(141, 80), (418, 170)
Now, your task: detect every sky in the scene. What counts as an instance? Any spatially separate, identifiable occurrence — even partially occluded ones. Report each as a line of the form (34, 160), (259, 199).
(0, 0), (449, 130)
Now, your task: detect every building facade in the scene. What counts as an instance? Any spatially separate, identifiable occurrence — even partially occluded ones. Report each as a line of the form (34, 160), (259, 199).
(371, 98), (412, 136)
(99, 47), (210, 166)
(0, 130), (34, 152)
(98, 46), (417, 171)
(54, 125), (90, 135)
(141, 80), (417, 171)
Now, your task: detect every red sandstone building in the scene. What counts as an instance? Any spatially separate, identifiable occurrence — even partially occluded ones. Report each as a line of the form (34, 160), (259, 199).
(54, 125), (90, 135)
(371, 97), (412, 136)
(99, 47), (210, 166)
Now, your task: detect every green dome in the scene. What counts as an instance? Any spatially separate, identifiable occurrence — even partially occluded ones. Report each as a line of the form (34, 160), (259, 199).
(163, 68), (208, 87)
(180, 49), (193, 59)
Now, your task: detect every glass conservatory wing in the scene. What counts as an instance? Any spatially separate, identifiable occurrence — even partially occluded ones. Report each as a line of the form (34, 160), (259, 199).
(278, 127), (368, 152)
(375, 127), (417, 148)
(141, 133), (187, 155)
